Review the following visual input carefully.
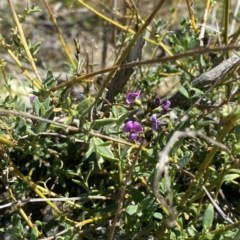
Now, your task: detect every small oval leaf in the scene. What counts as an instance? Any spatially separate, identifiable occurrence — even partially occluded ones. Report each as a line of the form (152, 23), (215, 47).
(223, 174), (240, 183)
(92, 118), (117, 129)
(178, 153), (193, 167)
(126, 205), (138, 215)
(178, 86), (189, 99)
(130, 188), (145, 203)
(202, 204), (214, 230)
(153, 212), (163, 220)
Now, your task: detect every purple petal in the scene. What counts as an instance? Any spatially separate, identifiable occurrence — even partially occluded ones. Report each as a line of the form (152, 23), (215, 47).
(152, 121), (161, 131)
(30, 95), (37, 102)
(163, 100), (171, 110)
(129, 132), (138, 141)
(126, 90), (141, 104)
(123, 121), (134, 132)
(135, 90), (141, 97)
(129, 133), (142, 142)
(151, 114), (157, 122)
(132, 121), (143, 133)
(156, 97), (161, 106)
(136, 136), (142, 142)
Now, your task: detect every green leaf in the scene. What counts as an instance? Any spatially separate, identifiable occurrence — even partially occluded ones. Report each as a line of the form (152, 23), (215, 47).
(36, 106), (54, 132)
(93, 137), (119, 161)
(41, 96), (51, 110)
(178, 85), (189, 99)
(223, 174), (240, 183)
(177, 153), (193, 167)
(82, 144), (94, 161)
(202, 204), (214, 230)
(76, 98), (93, 115)
(130, 188), (145, 203)
(234, 229), (240, 239)
(95, 141), (113, 147)
(25, 4), (42, 15)
(15, 117), (27, 135)
(200, 55), (207, 67)
(64, 115), (74, 125)
(12, 214), (24, 232)
(32, 97), (41, 116)
(112, 105), (118, 118)
(72, 179), (89, 192)
(44, 71), (56, 89)
(92, 118), (117, 129)
(30, 226), (38, 240)
(80, 117), (91, 131)
(171, 139), (183, 154)
(17, 102), (26, 112)
(190, 87), (204, 95)
(187, 226), (198, 237)
(121, 145), (130, 158)
(99, 203), (118, 213)
(126, 205), (138, 215)
(198, 120), (215, 127)
(235, 124), (240, 142)
(153, 212), (163, 220)
(139, 196), (155, 211)
(228, 169), (240, 174)
(30, 42), (41, 55)
(117, 112), (130, 127)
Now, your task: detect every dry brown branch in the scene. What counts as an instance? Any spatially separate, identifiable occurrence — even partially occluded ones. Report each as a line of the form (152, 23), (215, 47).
(167, 51), (240, 108)
(106, 34), (145, 103)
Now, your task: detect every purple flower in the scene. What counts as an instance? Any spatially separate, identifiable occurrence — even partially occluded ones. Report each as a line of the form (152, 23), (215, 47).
(129, 132), (142, 142)
(126, 90), (141, 104)
(163, 100), (171, 110)
(123, 120), (143, 142)
(151, 114), (161, 131)
(30, 95), (37, 102)
(156, 97), (161, 106)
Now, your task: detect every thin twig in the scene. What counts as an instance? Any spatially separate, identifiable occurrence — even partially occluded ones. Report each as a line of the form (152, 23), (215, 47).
(42, 0), (76, 68)
(0, 108), (148, 151)
(50, 44), (240, 93)
(8, 0), (42, 84)
(0, 196), (111, 210)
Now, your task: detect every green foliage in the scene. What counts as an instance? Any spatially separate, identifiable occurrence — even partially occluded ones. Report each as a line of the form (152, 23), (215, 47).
(0, 0), (240, 239)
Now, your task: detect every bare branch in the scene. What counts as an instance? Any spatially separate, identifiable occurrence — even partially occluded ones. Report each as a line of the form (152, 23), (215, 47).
(167, 51), (240, 108)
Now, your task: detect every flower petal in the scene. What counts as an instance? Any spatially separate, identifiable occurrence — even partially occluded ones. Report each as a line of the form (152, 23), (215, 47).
(123, 121), (134, 132)
(129, 132), (138, 141)
(126, 90), (141, 104)
(151, 114), (157, 122)
(163, 100), (171, 110)
(136, 136), (142, 142)
(156, 97), (161, 106)
(152, 121), (161, 131)
(132, 121), (143, 133)
(30, 95), (36, 102)
(129, 133), (142, 142)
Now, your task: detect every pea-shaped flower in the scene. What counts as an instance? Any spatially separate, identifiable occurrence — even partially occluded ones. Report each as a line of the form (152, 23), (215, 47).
(155, 97), (161, 106)
(123, 120), (143, 142)
(30, 95), (37, 102)
(126, 90), (141, 104)
(151, 114), (161, 131)
(163, 100), (171, 110)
